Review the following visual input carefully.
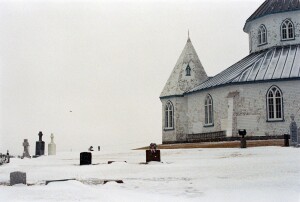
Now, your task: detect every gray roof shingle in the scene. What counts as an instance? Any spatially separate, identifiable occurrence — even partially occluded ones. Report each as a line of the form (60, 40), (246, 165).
(246, 0), (300, 22)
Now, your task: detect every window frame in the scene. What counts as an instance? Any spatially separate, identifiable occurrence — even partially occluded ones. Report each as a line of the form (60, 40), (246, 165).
(281, 19), (295, 41)
(204, 94), (214, 127)
(186, 64), (191, 76)
(164, 101), (174, 130)
(266, 86), (284, 122)
(258, 24), (267, 46)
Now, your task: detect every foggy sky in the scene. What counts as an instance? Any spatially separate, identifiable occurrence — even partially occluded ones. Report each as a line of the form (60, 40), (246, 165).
(0, 0), (264, 154)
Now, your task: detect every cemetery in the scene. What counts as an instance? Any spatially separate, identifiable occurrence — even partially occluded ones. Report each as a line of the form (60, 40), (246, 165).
(0, 126), (299, 201)
(0, 115), (299, 201)
(0, 146), (299, 202)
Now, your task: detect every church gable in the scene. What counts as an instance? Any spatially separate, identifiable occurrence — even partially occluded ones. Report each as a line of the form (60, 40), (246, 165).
(160, 37), (208, 98)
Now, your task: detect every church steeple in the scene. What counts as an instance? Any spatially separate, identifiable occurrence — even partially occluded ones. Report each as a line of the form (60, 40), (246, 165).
(160, 36), (208, 98)
(187, 29), (191, 42)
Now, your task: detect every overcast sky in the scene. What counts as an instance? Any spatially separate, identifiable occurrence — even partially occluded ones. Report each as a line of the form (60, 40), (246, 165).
(0, 0), (264, 154)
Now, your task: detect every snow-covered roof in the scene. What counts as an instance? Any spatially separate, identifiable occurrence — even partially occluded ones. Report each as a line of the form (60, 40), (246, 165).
(246, 0), (300, 23)
(160, 38), (208, 98)
(188, 45), (300, 93)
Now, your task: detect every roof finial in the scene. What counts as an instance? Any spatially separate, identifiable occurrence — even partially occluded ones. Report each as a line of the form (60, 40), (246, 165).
(187, 29), (191, 42)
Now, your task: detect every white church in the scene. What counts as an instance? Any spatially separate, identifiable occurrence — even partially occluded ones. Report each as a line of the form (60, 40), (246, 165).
(160, 0), (300, 144)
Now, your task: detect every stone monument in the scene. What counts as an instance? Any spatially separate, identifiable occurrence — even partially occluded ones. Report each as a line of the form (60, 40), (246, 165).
(35, 131), (45, 156)
(10, 171), (26, 186)
(290, 114), (298, 146)
(48, 133), (56, 155)
(146, 143), (161, 162)
(22, 139), (31, 158)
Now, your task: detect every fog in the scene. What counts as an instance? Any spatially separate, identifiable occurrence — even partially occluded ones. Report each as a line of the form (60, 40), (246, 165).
(0, 0), (263, 155)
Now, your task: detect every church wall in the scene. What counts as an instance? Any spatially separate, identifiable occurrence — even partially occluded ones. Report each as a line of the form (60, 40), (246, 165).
(161, 97), (188, 143)
(186, 80), (300, 138)
(247, 10), (300, 53)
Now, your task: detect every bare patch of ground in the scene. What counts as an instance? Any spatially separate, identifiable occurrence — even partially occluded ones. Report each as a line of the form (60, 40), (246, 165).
(135, 139), (284, 150)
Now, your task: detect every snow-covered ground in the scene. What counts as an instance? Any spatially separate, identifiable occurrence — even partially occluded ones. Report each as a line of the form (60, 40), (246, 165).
(0, 147), (299, 202)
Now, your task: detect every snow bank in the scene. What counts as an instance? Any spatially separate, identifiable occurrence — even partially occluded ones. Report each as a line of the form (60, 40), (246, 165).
(0, 147), (299, 201)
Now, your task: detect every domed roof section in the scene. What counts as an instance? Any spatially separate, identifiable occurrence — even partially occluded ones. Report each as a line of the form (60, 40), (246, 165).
(160, 37), (208, 98)
(246, 0), (300, 23)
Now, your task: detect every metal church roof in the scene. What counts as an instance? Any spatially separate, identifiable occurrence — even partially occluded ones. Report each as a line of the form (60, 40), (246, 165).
(188, 45), (300, 93)
(246, 0), (300, 22)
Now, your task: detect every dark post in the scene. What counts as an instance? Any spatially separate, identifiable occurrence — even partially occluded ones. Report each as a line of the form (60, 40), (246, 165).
(6, 150), (10, 163)
(283, 134), (290, 147)
(98, 146), (100, 151)
(238, 129), (247, 148)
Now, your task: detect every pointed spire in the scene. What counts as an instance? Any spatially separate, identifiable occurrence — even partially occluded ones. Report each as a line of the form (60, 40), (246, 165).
(187, 29), (191, 42)
(160, 35), (208, 98)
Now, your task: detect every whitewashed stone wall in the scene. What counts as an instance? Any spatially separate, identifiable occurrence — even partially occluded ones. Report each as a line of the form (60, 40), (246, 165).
(162, 80), (300, 143)
(161, 97), (188, 143)
(245, 10), (300, 53)
(188, 80), (300, 137)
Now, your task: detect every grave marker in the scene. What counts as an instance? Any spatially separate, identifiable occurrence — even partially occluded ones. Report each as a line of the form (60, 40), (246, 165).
(35, 131), (45, 156)
(146, 143), (161, 162)
(48, 133), (56, 155)
(80, 152), (92, 165)
(10, 171), (26, 186)
(290, 114), (298, 146)
(22, 139), (31, 158)
(283, 134), (290, 147)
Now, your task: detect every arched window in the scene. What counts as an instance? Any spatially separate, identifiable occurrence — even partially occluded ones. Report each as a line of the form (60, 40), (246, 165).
(281, 19), (294, 40)
(267, 86), (283, 121)
(258, 25), (267, 45)
(204, 95), (213, 125)
(186, 64), (191, 76)
(165, 101), (174, 129)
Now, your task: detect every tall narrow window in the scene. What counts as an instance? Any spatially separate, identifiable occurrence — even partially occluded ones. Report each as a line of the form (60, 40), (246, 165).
(204, 95), (213, 126)
(165, 101), (174, 129)
(258, 25), (267, 45)
(267, 86), (283, 121)
(281, 19), (294, 40)
(186, 64), (191, 76)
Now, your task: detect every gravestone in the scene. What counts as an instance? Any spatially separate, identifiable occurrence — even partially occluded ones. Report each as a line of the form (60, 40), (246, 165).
(146, 143), (161, 162)
(10, 171), (26, 186)
(238, 129), (247, 148)
(22, 139), (31, 158)
(48, 133), (56, 155)
(6, 150), (10, 163)
(98, 146), (100, 151)
(283, 134), (290, 147)
(289, 114), (298, 146)
(35, 131), (45, 156)
(80, 152), (92, 165)
(298, 127), (300, 145)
